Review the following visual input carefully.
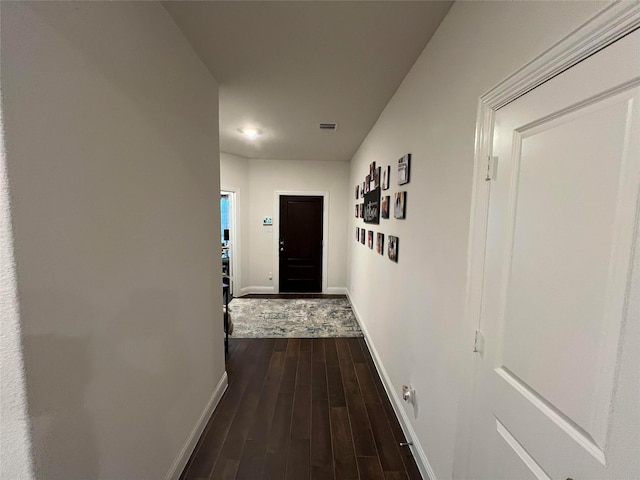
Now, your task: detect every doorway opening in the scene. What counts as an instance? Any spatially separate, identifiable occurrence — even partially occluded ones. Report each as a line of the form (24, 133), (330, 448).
(220, 190), (237, 296)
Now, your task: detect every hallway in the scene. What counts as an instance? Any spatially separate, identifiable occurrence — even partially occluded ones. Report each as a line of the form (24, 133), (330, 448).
(180, 338), (420, 479)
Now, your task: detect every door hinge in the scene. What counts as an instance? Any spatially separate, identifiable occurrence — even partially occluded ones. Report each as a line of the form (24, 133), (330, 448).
(485, 156), (498, 181)
(473, 330), (484, 353)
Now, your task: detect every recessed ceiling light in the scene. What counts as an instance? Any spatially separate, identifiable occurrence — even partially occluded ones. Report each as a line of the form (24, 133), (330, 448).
(238, 127), (263, 139)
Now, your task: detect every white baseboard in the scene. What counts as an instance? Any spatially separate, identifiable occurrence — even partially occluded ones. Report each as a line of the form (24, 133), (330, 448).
(325, 287), (347, 295)
(165, 372), (228, 480)
(346, 290), (436, 480)
(239, 286), (275, 296)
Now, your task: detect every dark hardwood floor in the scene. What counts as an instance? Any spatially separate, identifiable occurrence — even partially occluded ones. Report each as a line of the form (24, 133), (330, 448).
(180, 338), (421, 480)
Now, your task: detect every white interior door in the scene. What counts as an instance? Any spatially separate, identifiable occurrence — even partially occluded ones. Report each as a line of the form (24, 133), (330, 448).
(469, 29), (640, 480)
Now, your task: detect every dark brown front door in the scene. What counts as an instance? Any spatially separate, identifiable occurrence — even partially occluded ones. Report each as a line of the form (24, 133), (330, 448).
(279, 195), (323, 293)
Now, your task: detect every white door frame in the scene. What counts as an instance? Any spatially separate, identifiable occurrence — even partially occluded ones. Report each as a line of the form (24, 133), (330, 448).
(273, 190), (330, 294)
(220, 188), (241, 296)
(454, 3), (640, 477)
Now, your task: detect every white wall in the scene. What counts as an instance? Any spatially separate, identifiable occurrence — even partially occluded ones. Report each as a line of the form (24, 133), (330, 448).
(1, 3), (224, 479)
(248, 159), (349, 293)
(0, 83), (34, 479)
(220, 152), (250, 295)
(347, 2), (610, 479)
(220, 156), (349, 294)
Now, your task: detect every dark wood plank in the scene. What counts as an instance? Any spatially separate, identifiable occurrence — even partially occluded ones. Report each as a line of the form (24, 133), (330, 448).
(356, 457), (385, 480)
(354, 363), (405, 473)
(357, 339), (422, 478)
(275, 338), (288, 351)
(286, 439), (310, 480)
(346, 393), (378, 457)
(336, 339), (377, 457)
(347, 337), (366, 364)
(311, 344), (333, 480)
(291, 383), (311, 440)
(312, 337), (325, 363)
(330, 407), (358, 479)
(183, 339), (265, 478)
(281, 339), (300, 394)
(182, 336), (421, 480)
(384, 472), (408, 480)
(235, 440), (266, 480)
(335, 339), (359, 396)
(262, 389), (295, 479)
(300, 338), (313, 352)
(210, 340), (276, 479)
(246, 351), (285, 441)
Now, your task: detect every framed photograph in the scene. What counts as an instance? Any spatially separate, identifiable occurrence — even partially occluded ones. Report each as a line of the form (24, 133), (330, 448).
(359, 203), (364, 218)
(363, 187), (380, 224)
(367, 230), (374, 249)
(365, 176), (371, 193)
(369, 161), (376, 178)
(360, 230), (366, 244)
(356, 185), (360, 199)
(394, 191), (406, 219)
(376, 232), (384, 255)
(362, 181), (365, 194)
(398, 154), (411, 185)
(381, 195), (390, 219)
(381, 165), (390, 190)
(374, 167), (381, 188)
(388, 236), (399, 262)
(356, 227), (360, 241)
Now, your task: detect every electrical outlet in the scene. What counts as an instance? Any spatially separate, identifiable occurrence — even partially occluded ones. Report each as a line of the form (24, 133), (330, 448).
(268, 272), (272, 280)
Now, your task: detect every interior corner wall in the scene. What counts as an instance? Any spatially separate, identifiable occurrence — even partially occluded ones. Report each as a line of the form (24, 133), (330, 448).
(1, 3), (224, 479)
(346, 2), (610, 479)
(240, 159), (349, 293)
(220, 152), (251, 294)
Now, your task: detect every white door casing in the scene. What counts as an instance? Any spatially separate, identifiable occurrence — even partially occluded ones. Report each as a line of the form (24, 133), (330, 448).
(460, 4), (640, 480)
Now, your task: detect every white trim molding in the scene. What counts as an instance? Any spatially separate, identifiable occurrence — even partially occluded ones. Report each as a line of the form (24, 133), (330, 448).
(454, 2), (640, 478)
(273, 190), (330, 294)
(165, 372), (228, 480)
(346, 290), (437, 480)
(239, 286), (276, 296)
(326, 287), (347, 295)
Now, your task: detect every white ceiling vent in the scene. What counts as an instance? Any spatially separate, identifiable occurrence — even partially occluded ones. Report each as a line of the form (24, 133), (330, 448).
(319, 122), (338, 131)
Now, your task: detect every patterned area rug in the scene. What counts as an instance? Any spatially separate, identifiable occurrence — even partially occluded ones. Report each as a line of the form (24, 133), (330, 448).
(228, 298), (363, 338)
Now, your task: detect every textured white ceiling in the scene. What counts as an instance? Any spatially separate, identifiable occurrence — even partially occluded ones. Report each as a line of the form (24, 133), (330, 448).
(164, 1), (452, 161)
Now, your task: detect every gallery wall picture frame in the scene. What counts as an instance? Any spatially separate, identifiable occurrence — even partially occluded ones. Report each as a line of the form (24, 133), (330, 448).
(356, 227), (360, 241)
(381, 195), (390, 219)
(356, 185), (360, 199)
(374, 166), (381, 188)
(398, 154), (411, 185)
(367, 230), (374, 249)
(376, 232), (384, 255)
(388, 235), (399, 262)
(369, 161), (376, 178)
(365, 176), (371, 193)
(362, 181), (365, 194)
(359, 203), (364, 218)
(360, 231), (366, 244)
(363, 187), (380, 224)
(355, 205), (359, 218)
(394, 191), (406, 219)
(381, 165), (390, 190)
